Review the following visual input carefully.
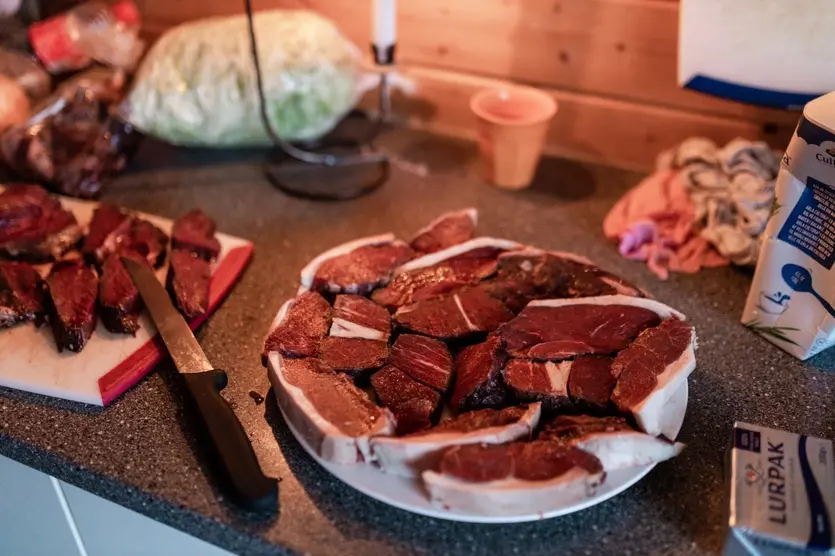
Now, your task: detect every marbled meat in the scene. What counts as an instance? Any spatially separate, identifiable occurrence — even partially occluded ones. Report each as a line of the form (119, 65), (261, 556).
(371, 364), (442, 435)
(566, 356), (616, 409)
(264, 292), (332, 360)
(450, 335), (507, 411)
(409, 208), (477, 254)
(98, 251), (147, 334)
(81, 203), (128, 263)
(46, 261), (98, 352)
(172, 209), (221, 261)
(329, 294), (390, 341)
(395, 287), (513, 339)
(502, 359), (572, 412)
(0, 261), (46, 328)
(0, 184), (81, 261)
(390, 334), (453, 391)
(166, 249), (210, 320)
(318, 337), (389, 378)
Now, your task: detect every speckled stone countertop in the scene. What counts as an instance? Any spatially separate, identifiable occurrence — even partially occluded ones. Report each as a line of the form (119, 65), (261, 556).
(1, 128), (833, 556)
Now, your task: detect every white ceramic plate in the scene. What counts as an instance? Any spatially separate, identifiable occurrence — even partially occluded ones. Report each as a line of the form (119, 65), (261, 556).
(277, 381), (688, 523)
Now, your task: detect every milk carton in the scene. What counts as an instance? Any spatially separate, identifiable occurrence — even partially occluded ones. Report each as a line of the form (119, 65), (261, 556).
(742, 92), (835, 359)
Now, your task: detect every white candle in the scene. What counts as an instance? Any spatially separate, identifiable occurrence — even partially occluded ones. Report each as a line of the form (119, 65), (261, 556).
(373, 0), (396, 59)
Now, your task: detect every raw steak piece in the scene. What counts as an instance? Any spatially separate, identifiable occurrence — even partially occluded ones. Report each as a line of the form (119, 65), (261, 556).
(318, 337), (389, 378)
(423, 441), (605, 516)
(300, 234), (414, 295)
(395, 287), (514, 340)
(0, 185), (82, 261)
(267, 355), (395, 464)
(105, 219), (169, 268)
(0, 184), (47, 235)
(82, 203), (128, 262)
(503, 359), (572, 412)
(539, 415), (684, 471)
(390, 334), (453, 392)
(567, 356), (616, 409)
(172, 209), (221, 261)
(499, 296), (681, 359)
(450, 336), (507, 411)
(329, 294), (390, 341)
(409, 208), (477, 254)
(45, 261), (98, 352)
(371, 365), (442, 435)
(371, 404), (542, 478)
(263, 292), (331, 360)
(372, 238), (520, 310)
(610, 318), (696, 436)
(0, 261), (46, 328)
(166, 249), (210, 320)
(98, 251), (147, 334)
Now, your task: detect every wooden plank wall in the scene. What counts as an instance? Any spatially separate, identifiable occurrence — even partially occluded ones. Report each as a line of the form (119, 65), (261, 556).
(135, 0), (798, 171)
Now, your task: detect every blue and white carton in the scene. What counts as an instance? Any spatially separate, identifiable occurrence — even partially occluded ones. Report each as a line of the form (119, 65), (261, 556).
(742, 92), (835, 359)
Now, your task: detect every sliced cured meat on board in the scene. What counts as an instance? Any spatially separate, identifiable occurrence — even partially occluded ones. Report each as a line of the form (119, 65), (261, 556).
(372, 238), (521, 310)
(395, 287), (514, 340)
(98, 250), (147, 334)
(0, 261), (46, 328)
(539, 415), (684, 471)
(269, 354), (395, 464)
(46, 261), (98, 353)
(610, 318), (696, 436)
(499, 295), (681, 359)
(166, 250), (210, 320)
(0, 184), (82, 262)
(82, 203), (129, 263)
(370, 365), (441, 435)
(318, 337), (389, 379)
(502, 359), (573, 412)
(263, 292), (332, 360)
(409, 208), (478, 254)
(171, 209), (221, 261)
(300, 234), (415, 295)
(371, 403), (541, 478)
(329, 294), (390, 341)
(106, 219), (170, 269)
(450, 335), (508, 411)
(390, 334), (453, 392)
(566, 356), (616, 409)
(423, 441), (605, 516)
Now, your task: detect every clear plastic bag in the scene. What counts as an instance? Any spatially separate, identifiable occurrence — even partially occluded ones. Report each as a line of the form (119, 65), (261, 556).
(124, 10), (371, 147)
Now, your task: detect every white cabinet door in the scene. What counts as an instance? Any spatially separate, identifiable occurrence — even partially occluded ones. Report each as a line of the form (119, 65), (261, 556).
(0, 455), (83, 556)
(61, 482), (235, 556)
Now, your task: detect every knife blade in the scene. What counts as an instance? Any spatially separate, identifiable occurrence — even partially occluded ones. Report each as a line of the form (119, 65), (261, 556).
(122, 257), (277, 512)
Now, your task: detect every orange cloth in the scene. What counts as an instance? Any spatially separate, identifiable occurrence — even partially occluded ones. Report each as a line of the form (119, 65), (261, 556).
(603, 170), (728, 280)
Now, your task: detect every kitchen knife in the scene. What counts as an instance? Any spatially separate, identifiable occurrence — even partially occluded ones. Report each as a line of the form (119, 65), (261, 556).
(122, 257), (277, 512)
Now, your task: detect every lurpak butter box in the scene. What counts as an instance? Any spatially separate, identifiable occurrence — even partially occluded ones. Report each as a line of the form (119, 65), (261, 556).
(726, 422), (835, 555)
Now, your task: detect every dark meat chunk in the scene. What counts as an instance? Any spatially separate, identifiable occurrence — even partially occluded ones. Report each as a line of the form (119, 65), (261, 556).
(410, 406), (528, 436)
(503, 359), (572, 412)
(263, 291), (332, 360)
(166, 249), (210, 320)
(450, 336), (507, 411)
(499, 302), (661, 359)
(172, 209), (221, 261)
(98, 251), (147, 334)
(0, 261), (46, 328)
(308, 241), (414, 295)
(318, 337), (389, 378)
(0, 184), (49, 238)
(330, 294), (390, 341)
(539, 415), (632, 443)
(409, 209), (477, 254)
(371, 365), (442, 435)
(45, 261), (98, 352)
(107, 218), (169, 268)
(567, 356), (616, 409)
(395, 287), (514, 340)
(390, 334), (453, 392)
(82, 203), (129, 263)
(0, 184), (81, 261)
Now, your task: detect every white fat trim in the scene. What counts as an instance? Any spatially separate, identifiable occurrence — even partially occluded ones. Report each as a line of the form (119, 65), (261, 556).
(409, 208), (478, 242)
(574, 431), (685, 471)
(544, 361), (571, 394)
(396, 237), (522, 274)
(299, 233), (396, 288)
(453, 293), (478, 331)
(329, 319), (387, 341)
(528, 295), (686, 320)
(497, 248), (595, 266)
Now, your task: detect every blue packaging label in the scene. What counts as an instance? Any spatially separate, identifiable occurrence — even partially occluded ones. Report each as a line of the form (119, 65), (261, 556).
(778, 176), (835, 269)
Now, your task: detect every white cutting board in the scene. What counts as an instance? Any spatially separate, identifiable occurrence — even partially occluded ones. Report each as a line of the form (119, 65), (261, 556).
(679, 0), (835, 109)
(0, 197), (253, 406)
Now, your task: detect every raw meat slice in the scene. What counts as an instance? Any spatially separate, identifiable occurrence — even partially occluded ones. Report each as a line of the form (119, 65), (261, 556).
(610, 318), (696, 435)
(395, 287), (514, 339)
(372, 238), (520, 310)
(0, 185), (82, 261)
(502, 359), (572, 412)
(263, 292), (332, 360)
(82, 203), (128, 262)
(0, 261), (46, 328)
(371, 404), (541, 478)
(567, 356), (616, 409)
(107, 219), (169, 268)
(450, 335), (507, 411)
(409, 208), (478, 254)
(98, 251), (147, 334)
(539, 415), (684, 471)
(499, 295), (681, 359)
(45, 261), (98, 352)
(423, 441), (605, 516)
(329, 294), (390, 341)
(166, 249), (210, 320)
(390, 334), (453, 392)
(0, 184), (47, 236)
(268, 354), (395, 464)
(300, 234), (414, 295)
(172, 209), (221, 261)
(318, 337), (389, 378)
(370, 365), (441, 435)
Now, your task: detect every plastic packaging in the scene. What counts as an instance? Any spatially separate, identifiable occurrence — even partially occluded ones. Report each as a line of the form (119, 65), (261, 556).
(124, 10), (371, 147)
(742, 92), (835, 360)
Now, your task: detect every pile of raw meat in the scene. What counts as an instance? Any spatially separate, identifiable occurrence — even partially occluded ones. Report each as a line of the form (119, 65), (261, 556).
(262, 209), (697, 516)
(0, 184), (219, 353)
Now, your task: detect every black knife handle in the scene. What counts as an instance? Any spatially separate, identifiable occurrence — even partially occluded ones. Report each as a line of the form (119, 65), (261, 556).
(182, 370), (278, 512)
